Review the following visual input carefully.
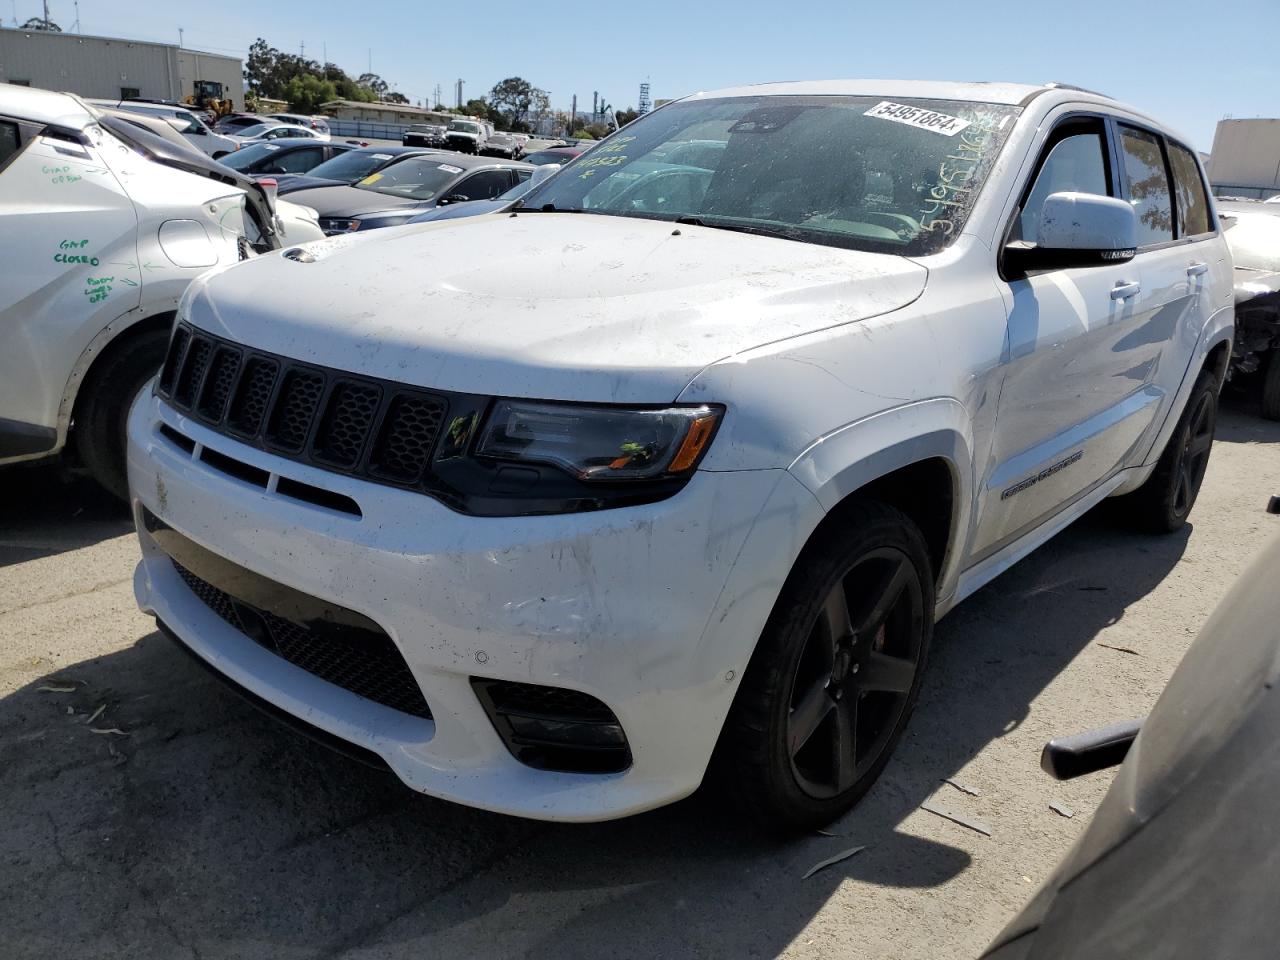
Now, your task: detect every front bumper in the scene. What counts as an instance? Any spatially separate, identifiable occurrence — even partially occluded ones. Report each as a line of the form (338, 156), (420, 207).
(129, 389), (822, 820)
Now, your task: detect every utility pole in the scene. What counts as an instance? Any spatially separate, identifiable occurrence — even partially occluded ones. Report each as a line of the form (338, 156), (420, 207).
(570, 94), (577, 132)
(323, 42), (326, 65)
(455, 79), (464, 109)
(300, 40), (305, 60)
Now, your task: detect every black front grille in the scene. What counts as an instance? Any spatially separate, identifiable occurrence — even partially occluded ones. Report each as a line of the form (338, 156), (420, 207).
(172, 560), (432, 720)
(157, 323), (450, 493)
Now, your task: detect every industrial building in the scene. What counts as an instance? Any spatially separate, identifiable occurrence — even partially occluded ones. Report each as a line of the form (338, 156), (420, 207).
(0, 26), (244, 109)
(319, 99), (446, 123)
(1206, 117), (1280, 199)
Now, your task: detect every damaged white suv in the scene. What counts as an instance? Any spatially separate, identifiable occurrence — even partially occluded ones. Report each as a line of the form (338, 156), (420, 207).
(129, 80), (1232, 829)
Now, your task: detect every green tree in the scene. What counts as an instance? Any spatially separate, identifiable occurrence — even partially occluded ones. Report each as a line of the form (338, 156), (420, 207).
(21, 16), (60, 30)
(615, 108), (640, 127)
(283, 74), (337, 114)
(488, 77), (548, 129)
(384, 91), (410, 104)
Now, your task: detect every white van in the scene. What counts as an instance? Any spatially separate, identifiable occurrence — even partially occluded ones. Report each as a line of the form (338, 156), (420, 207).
(0, 86), (321, 497)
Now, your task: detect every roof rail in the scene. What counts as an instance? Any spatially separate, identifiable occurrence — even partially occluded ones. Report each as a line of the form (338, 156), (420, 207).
(1043, 81), (1113, 99)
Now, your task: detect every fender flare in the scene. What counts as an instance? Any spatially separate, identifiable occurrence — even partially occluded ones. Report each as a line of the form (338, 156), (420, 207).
(787, 397), (976, 603)
(54, 304), (177, 453)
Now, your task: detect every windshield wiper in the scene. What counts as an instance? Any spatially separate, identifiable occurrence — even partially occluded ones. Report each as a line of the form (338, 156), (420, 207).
(513, 202), (586, 213)
(673, 215), (799, 240)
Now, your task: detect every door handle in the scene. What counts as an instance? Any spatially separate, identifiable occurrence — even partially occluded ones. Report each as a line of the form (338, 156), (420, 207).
(1110, 280), (1141, 300)
(1187, 262), (1209, 277)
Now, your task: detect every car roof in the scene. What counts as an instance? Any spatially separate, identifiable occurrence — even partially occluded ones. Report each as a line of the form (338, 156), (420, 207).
(242, 137), (340, 149)
(686, 78), (1060, 106)
(390, 152), (532, 171)
(680, 78), (1190, 144)
(1, 86), (97, 128)
(353, 145), (440, 155)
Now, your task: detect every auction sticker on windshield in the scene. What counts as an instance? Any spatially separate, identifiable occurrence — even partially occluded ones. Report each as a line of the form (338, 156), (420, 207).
(438, 164), (463, 174)
(863, 101), (971, 136)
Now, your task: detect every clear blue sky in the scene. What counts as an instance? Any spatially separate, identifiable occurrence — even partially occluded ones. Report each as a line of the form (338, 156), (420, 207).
(19, 0), (1278, 151)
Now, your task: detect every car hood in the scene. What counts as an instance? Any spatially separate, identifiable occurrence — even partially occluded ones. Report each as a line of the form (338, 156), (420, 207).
(282, 183), (422, 217)
(275, 175), (346, 195)
(184, 213), (927, 403)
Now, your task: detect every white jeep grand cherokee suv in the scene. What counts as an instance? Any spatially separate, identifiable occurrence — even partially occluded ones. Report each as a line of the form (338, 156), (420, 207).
(128, 80), (1232, 829)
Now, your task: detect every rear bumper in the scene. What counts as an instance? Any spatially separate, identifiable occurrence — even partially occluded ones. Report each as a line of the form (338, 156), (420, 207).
(129, 389), (823, 820)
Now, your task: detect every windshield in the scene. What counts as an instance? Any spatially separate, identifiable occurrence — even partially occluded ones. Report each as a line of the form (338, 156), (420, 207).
(354, 158), (463, 200)
(305, 150), (393, 182)
(523, 95), (1020, 255)
(219, 142), (282, 170)
(448, 121), (481, 135)
(236, 123), (273, 139)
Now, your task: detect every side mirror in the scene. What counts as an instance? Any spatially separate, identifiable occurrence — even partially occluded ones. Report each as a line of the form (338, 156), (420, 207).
(528, 163), (561, 187)
(1005, 192), (1138, 274)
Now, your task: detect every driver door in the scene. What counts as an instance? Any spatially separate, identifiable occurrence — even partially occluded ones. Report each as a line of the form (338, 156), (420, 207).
(974, 114), (1153, 556)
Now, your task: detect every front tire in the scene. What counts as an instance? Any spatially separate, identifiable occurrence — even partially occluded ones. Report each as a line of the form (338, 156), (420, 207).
(1118, 368), (1218, 533)
(718, 501), (934, 832)
(74, 329), (169, 500)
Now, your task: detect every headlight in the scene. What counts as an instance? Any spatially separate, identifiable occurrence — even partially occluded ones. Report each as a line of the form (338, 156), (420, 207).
(476, 401), (722, 481)
(318, 217), (362, 234)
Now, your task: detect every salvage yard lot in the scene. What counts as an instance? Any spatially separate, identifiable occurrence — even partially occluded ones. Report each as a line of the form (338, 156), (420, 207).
(2, 402), (1277, 960)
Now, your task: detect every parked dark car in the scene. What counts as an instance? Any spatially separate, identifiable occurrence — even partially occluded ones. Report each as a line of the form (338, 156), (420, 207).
(983, 517), (1280, 960)
(406, 163), (562, 225)
(402, 123), (447, 148)
(216, 139), (355, 177)
(523, 146), (586, 166)
(272, 145), (442, 195)
(286, 154), (534, 234)
(483, 133), (521, 159)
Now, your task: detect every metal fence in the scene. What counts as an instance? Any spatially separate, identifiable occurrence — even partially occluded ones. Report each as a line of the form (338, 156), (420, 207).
(326, 119), (410, 141)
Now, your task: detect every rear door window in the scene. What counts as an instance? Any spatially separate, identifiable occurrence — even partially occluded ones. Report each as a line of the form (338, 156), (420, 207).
(453, 170), (513, 200)
(1168, 142), (1212, 237)
(1118, 126), (1174, 246)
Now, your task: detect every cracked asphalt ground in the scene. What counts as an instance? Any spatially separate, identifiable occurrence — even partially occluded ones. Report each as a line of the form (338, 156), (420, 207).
(2, 400), (1278, 960)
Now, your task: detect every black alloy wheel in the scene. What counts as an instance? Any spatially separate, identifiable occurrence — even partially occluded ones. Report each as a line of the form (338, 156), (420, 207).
(1119, 368), (1219, 533)
(716, 500), (935, 832)
(1174, 388), (1215, 518)
(787, 546), (926, 799)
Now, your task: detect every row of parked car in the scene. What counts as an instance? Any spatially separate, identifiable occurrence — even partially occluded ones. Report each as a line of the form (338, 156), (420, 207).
(4, 77), (1280, 955)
